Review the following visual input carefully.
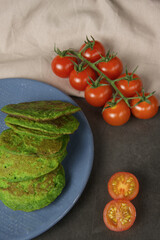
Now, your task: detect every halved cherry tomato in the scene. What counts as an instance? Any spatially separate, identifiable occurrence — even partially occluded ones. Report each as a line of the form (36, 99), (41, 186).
(97, 56), (123, 80)
(130, 93), (159, 119)
(115, 73), (142, 97)
(85, 79), (113, 107)
(102, 98), (131, 126)
(79, 41), (105, 63)
(69, 66), (97, 91)
(51, 55), (77, 78)
(103, 199), (136, 232)
(108, 172), (139, 200)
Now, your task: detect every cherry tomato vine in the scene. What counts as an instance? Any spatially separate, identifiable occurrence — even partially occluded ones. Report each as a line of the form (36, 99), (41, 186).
(51, 36), (159, 125)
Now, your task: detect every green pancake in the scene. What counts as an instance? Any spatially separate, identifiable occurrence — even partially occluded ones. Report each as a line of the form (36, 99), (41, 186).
(0, 164), (65, 212)
(0, 129), (69, 157)
(1, 100), (80, 120)
(0, 147), (67, 182)
(5, 114), (79, 134)
(6, 123), (62, 139)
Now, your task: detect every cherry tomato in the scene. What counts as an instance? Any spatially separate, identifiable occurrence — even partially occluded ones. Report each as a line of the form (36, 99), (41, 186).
(51, 55), (77, 78)
(85, 80), (112, 107)
(103, 199), (136, 232)
(130, 93), (159, 119)
(97, 56), (123, 80)
(102, 98), (131, 126)
(108, 172), (139, 201)
(69, 66), (97, 91)
(79, 41), (105, 63)
(116, 73), (142, 97)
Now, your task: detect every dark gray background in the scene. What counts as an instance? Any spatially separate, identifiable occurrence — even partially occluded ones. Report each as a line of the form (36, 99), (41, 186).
(34, 97), (160, 240)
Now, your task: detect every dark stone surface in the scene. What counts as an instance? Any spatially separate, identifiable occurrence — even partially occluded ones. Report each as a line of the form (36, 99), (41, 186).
(34, 97), (160, 240)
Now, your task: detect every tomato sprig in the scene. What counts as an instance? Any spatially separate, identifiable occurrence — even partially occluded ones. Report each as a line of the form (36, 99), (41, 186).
(52, 36), (158, 124)
(62, 45), (130, 106)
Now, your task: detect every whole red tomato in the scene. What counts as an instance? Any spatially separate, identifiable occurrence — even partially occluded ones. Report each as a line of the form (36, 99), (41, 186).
(102, 98), (131, 126)
(69, 66), (97, 91)
(51, 55), (77, 78)
(79, 40), (105, 63)
(116, 73), (142, 97)
(85, 79), (112, 107)
(130, 93), (159, 119)
(97, 56), (123, 80)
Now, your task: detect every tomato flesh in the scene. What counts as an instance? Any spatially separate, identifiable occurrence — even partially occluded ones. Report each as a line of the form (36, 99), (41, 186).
(103, 200), (136, 232)
(108, 172), (139, 200)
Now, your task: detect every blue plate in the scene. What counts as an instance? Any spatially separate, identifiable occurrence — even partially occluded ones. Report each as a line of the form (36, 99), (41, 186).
(0, 78), (94, 240)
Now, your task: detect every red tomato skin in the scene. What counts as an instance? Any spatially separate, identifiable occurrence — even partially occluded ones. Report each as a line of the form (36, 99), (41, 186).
(116, 73), (143, 97)
(130, 93), (159, 119)
(69, 66), (97, 91)
(85, 80), (113, 107)
(103, 200), (136, 232)
(97, 57), (123, 80)
(51, 55), (77, 78)
(102, 98), (131, 126)
(79, 41), (105, 63)
(108, 172), (139, 201)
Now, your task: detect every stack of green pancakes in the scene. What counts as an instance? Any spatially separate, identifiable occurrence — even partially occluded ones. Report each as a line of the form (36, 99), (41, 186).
(0, 100), (80, 212)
